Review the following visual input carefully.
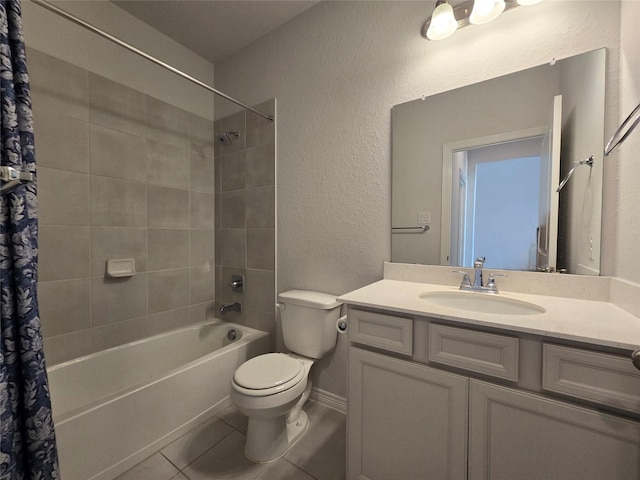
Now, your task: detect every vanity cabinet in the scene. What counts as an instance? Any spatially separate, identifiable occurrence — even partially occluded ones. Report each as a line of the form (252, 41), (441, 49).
(469, 380), (640, 480)
(346, 307), (640, 480)
(348, 347), (468, 480)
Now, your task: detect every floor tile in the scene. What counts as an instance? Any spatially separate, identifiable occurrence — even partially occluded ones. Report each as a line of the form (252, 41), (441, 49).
(170, 473), (189, 480)
(285, 404), (346, 480)
(115, 452), (179, 480)
(255, 459), (316, 480)
(216, 404), (248, 431)
(182, 431), (265, 480)
(161, 417), (235, 470)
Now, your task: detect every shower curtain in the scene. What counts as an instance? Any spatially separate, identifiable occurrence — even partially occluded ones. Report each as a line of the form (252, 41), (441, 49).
(0, 1), (60, 479)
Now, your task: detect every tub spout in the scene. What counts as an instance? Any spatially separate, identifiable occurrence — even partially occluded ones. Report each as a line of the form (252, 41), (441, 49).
(219, 302), (242, 315)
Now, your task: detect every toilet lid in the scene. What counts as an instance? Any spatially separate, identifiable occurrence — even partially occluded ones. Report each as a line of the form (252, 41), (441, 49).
(233, 353), (304, 390)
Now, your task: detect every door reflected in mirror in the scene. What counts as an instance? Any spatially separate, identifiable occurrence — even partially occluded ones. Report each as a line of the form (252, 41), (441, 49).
(392, 48), (605, 275)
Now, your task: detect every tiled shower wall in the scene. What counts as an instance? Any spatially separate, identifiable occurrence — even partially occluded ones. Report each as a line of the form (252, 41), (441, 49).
(214, 102), (277, 346)
(29, 48), (218, 365)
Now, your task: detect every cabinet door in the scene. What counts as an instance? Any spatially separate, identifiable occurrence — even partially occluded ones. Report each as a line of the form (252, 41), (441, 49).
(469, 380), (640, 480)
(348, 347), (468, 480)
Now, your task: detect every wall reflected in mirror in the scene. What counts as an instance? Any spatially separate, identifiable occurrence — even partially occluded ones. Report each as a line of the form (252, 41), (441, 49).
(391, 48), (606, 275)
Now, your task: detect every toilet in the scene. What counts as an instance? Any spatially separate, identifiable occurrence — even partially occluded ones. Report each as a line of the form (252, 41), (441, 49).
(230, 290), (342, 463)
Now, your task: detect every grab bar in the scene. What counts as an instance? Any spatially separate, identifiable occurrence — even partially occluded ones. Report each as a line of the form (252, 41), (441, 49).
(392, 225), (430, 233)
(556, 155), (593, 193)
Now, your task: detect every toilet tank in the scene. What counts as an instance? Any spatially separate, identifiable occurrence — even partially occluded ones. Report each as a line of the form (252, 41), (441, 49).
(278, 290), (342, 359)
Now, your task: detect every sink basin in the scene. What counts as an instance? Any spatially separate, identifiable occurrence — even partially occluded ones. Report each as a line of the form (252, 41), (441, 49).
(419, 291), (546, 315)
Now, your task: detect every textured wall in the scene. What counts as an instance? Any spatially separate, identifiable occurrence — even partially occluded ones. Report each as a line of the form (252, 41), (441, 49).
(214, 1), (628, 398)
(616, 2), (640, 284)
(213, 1), (632, 398)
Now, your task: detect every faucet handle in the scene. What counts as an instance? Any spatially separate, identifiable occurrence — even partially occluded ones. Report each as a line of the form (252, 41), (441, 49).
(488, 273), (508, 280)
(474, 257), (486, 267)
(452, 270), (472, 287)
(486, 273), (507, 293)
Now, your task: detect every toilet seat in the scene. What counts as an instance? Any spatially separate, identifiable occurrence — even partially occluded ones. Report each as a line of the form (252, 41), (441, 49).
(232, 353), (305, 397)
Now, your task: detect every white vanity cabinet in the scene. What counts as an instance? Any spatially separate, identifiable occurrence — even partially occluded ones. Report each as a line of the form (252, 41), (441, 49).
(348, 347), (468, 480)
(346, 306), (640, 480)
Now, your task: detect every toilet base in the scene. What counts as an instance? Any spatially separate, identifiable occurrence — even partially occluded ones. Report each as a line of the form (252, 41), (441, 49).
(244, 409), (309, 463)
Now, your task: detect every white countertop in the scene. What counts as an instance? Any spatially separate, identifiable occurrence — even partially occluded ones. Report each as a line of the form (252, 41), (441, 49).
(338, 279), (640, 351)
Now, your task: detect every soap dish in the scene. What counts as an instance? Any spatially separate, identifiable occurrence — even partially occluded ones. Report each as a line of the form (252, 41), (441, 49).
(106, 258), (136, 278)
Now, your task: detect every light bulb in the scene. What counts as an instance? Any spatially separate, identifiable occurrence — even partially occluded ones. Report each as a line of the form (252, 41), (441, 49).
(426, 1), (458, 40)
(469, 0), (506, 25)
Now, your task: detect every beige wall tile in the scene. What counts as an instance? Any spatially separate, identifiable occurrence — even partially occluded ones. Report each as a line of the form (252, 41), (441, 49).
(146, 96), (190, 150)
(39, 225), (90, 281)
(220, 151), (246, 192)
(216, 229), (246, 268)
(90, 125), (147, 181)
(147, 185), (189, 228)
(190, 191), (215, 229)
(147, 307), (192, 336)
(38, 167), (90, 225)
(247, 228), (275, 271)
(91, 226), (147, 276)
(33, 111), (90, 173)
(221, 190), (245, 229)
(189, 151), (215, 193)
(246, 186), (275, 228)
(148, 228), (190, 271)
(146, 139), (189, 189)
(190, 229), (214, 268)
(190, 266), (215, 304)
(43, 330), (92, 366)
(246, 269), (275, 312)
(28, 48), (89, 121)
(189, 114), (215, 158)
(38, 279), (91, 337)
(218, 111), (246, 154)
(245, 143), (275, 188)
(148, 269), (190, 314)
(89, 74), (148, 136)
(91, 274), (148, 326)
(91, 176), (147, 226)
(91, 317), (149, 353)
(189, 302), (217, 324)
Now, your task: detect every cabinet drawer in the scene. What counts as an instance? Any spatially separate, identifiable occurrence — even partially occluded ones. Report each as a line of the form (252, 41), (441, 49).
(349, 309), (413, 355)
(543, 344), (640, 414)
(429, 323), (519, 381)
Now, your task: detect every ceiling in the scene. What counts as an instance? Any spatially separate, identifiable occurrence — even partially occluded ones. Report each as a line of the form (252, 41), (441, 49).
(113, 0), (320, 64)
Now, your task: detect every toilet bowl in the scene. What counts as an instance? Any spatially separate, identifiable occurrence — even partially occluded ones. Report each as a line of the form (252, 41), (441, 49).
(230, 290), (342, 463)
(231, 353), (314, 462)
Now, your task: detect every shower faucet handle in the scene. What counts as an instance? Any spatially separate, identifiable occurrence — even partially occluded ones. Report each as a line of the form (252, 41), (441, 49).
(229, 275), (244, 293)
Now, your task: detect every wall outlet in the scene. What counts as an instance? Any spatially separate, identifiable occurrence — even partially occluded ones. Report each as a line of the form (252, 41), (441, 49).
(418, 211), (431, 224)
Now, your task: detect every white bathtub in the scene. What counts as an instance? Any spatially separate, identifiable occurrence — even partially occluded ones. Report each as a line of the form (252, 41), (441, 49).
(47, 320), (270, 480)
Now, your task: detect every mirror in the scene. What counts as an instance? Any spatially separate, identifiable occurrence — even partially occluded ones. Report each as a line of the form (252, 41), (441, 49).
(391, 48), (606, 275)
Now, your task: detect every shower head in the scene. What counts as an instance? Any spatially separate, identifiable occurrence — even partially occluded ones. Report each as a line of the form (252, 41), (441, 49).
(216, 131), (240, 146)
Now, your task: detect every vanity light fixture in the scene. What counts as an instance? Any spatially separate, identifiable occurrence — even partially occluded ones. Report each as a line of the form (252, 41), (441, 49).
(422, 0), (543, 41)
(426, 1), (458, 41)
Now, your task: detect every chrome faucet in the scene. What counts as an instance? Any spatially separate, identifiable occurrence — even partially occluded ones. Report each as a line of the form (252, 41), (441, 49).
(454, 257), (506, 294)
(219, 302), (242, 315)
(473, 257), (486, 288)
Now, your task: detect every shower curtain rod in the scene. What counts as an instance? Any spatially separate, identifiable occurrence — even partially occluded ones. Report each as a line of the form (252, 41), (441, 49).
(30, 0), (274, 122)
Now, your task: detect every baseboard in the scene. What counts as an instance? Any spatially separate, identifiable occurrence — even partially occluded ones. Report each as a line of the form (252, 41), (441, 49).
(309, 387), (346, 414)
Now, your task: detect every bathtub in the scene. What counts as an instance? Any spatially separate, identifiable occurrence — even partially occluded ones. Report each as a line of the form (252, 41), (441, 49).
(47, 320), (270, 480)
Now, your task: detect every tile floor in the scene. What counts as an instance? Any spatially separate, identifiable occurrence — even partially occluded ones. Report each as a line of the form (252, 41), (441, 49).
(116, 402), (346, 480)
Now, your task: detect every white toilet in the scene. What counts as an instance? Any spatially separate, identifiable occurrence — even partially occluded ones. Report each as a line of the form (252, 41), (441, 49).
(230, 290), (342, 463)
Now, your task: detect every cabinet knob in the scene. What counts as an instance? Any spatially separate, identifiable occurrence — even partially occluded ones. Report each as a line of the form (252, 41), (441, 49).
(631, 350), (640, 371)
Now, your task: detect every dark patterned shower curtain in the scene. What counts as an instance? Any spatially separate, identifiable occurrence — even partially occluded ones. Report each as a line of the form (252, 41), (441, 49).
(0, 1), (60, 479)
